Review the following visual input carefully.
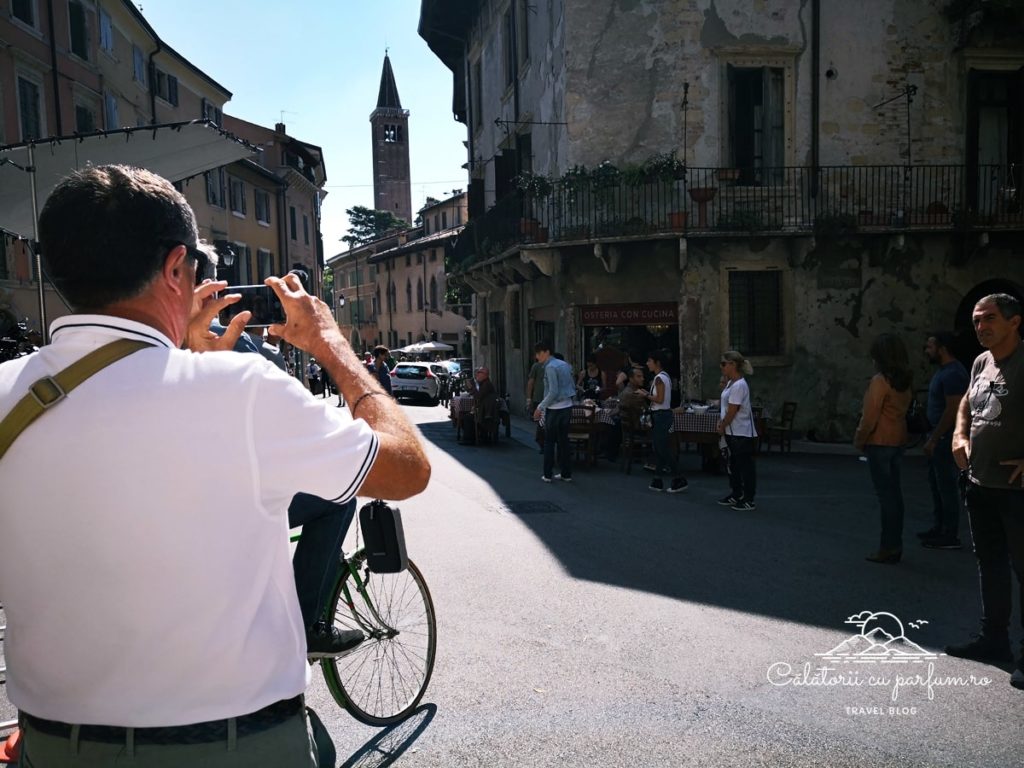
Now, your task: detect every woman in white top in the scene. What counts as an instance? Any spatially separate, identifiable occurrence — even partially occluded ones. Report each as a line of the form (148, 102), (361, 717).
(716, 350), (758, 510)
(641, 349), (688, 493)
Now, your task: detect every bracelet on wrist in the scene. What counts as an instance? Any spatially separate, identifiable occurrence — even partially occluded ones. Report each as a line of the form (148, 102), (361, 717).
(350, 391), (382, 416)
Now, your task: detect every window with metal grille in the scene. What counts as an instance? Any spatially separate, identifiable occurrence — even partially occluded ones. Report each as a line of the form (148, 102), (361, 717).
(728, 270), (782, 356)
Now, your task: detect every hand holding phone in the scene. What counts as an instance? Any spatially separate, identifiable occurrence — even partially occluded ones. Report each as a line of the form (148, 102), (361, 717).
(219, 285), (286, 327)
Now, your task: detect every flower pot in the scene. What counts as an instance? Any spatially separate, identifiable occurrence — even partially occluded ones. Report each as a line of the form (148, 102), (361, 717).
(668, 211), (688, 229)
(519, 218), (541, 238)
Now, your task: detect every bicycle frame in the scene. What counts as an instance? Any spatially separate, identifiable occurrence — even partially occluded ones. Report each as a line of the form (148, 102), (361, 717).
(332, 552), (401, 640)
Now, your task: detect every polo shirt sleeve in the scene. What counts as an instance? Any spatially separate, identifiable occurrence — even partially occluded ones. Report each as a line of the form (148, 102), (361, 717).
(249, 368), (379, 514)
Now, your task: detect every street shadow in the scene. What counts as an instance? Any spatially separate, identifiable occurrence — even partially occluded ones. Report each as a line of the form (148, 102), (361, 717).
(416, 411), (1008, 650)
(338, 704), (436, 768)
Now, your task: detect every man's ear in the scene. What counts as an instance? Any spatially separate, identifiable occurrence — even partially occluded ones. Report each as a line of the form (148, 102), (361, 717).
(161, 244), (189, 294)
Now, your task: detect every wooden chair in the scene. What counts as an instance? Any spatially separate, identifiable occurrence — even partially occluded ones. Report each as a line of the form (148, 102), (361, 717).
(568, 406), (598, 466)
(763, 401), (797, 453)
(618, 402), (653, 474)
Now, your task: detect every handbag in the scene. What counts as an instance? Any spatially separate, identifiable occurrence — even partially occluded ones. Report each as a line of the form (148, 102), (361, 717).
(358, 499), (408, 573)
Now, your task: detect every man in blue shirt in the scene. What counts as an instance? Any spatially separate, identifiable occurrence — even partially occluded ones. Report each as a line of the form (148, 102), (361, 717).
(533, 341), (576, 482)
(373, 345), (393, 396)
(920, 331), (969, 549)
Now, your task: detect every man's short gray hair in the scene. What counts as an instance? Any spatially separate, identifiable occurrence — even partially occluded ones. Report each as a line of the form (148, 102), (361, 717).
(976, 293), (1022, 320)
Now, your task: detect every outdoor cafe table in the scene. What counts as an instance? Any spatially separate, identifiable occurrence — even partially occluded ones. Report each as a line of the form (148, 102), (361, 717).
(449, 393), (510, 439)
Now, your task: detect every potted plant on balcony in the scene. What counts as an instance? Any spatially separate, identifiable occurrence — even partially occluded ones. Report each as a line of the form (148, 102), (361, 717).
(515, 172), (553, 242)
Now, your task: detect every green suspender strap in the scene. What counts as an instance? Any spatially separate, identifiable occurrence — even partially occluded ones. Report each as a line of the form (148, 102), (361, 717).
(0, 338), (154, 461)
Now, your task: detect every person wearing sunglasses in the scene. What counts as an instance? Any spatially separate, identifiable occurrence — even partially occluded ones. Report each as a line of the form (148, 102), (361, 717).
(716, 351), (758, 511)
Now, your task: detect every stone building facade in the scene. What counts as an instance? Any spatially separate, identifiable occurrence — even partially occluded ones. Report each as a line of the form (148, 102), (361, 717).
(420, 0), (1024, 437)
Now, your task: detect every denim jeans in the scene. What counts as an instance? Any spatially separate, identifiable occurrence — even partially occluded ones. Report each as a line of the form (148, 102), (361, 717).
(927, 433), (961, 537)
(651, 410), (677, 479)
(542, 406), (572, 479)
(864, 445), (905, 551)
(288, 494), (357, 627)
(964, 483), (1024, 640)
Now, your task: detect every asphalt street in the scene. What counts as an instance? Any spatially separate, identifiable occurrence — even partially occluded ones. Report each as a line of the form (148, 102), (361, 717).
(1, 400), (1019, 767)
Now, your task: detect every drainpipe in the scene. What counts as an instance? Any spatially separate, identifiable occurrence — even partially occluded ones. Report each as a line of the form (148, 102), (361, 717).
(811, 0), (820, 198)
(45, 0), (62, 134)
(148, 39), (163, 124)
(277, 182), (288, 275)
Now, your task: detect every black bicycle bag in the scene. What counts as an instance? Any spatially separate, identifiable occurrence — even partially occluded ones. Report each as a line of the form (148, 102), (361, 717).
(359, 500), (409, 573)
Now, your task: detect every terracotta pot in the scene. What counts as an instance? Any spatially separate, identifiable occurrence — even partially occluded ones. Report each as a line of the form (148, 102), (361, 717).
(668, 211), (688, 229)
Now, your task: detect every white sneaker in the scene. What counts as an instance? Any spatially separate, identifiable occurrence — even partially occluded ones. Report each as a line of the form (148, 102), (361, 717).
(541, 475), (553, 483)
(553, 474), (562, 480)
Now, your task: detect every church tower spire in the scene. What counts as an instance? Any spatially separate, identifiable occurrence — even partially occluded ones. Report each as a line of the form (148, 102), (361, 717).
(370, 52), (412, 225)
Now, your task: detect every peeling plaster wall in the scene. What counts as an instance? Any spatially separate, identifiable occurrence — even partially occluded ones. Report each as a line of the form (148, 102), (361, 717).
(560, 0), (967, 170)
(819, 0), (960, 165)
(681, 235), (1024, 438)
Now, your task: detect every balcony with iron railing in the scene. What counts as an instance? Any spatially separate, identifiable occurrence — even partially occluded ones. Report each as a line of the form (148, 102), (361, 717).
(451, 164), (1021, 268)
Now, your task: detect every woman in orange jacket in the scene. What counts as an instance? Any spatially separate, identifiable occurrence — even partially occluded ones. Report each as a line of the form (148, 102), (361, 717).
(854, 333), (913, 564)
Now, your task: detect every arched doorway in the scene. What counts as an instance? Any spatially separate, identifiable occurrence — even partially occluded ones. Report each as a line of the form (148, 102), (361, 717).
(953, 278), (1024, 366)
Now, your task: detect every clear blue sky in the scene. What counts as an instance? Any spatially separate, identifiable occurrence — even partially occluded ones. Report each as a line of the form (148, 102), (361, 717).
(140, 0), (468, 257)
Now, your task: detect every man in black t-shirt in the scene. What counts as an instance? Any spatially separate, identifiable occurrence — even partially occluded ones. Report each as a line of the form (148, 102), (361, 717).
(947, 293), (1024, 691)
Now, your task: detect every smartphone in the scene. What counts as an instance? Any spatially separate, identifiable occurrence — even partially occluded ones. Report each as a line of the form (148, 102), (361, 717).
(219, 285), (285, 327)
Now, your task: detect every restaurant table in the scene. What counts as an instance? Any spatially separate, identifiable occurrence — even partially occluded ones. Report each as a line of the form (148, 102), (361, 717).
(450, 394), (510, 440)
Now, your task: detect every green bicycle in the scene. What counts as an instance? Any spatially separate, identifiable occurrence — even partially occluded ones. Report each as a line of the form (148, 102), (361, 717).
(315, 539), (437, 727)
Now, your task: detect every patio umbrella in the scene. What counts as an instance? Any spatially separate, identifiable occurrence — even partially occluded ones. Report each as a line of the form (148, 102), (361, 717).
(401, 341), (455, 354)
(0, 119), (259, 335)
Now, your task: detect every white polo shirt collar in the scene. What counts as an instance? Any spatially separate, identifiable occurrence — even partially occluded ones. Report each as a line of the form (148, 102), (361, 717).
(49, 314), (176, 349)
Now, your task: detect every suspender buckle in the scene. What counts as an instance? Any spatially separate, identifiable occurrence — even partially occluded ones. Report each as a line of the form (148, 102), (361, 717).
(29, 376), (67, 409)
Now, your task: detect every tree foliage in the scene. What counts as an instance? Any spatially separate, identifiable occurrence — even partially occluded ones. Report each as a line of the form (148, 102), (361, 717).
(342, 206), (409, 247)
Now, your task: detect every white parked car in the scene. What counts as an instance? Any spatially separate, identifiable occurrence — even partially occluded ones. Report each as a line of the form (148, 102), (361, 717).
(390, 362), (441, 405)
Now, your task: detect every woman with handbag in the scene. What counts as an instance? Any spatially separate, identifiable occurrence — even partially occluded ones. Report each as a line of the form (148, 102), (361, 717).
(854, 333), (913, 564)
(716, 351), (759, 511)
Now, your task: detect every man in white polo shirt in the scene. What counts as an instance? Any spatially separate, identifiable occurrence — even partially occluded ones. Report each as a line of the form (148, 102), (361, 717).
(0, 165), (431, 766)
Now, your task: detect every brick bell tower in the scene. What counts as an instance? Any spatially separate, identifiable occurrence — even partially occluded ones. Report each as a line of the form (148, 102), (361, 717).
(370, 52), (412, 225)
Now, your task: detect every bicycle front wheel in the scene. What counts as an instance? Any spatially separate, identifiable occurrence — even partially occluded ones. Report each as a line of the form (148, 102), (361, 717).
(321, 554), (437, 726)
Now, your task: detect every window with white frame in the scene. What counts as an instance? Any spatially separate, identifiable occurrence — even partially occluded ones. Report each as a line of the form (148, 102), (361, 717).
(99, 8), (113, 53)
(726, 269), (783, 357)
(153, 69), (179, 106)
(17, 74), (44, 140)
(205, 168), (225, 207)
(254, 189), (270, 224)
(132, 45), (146, 85)
(68, 1), (89, 60)
(103, 90), (118, 129)
(228, 177), (246, 216)
(12, 0), (37, 28)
